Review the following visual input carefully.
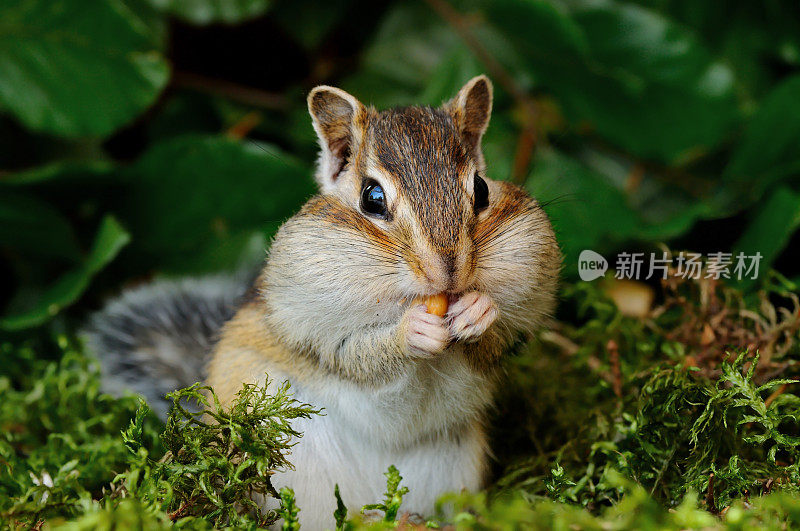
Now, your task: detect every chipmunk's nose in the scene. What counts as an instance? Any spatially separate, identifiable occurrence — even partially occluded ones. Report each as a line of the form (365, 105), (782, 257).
(417, 254), (451, 293)
(448, 239), (476, 293)
(415, 235), (475, 293)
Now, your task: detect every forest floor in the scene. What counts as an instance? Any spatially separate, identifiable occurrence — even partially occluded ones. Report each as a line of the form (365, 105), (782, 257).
(2, 271), (800, 529)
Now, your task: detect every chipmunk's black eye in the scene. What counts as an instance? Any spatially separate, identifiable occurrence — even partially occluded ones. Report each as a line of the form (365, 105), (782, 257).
(473, 174), (489, 213)
(361, 179), (388, 219)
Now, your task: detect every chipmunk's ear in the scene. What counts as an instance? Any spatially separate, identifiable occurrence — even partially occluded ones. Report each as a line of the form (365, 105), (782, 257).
(446, 75), (493, 165)
(308, 86), (366, 191)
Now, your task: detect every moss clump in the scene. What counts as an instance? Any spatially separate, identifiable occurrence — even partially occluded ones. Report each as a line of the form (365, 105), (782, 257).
(2, 273), (800, 529)
(0, 338), (161, 527)
(118, 381), (319, 528)
(490, 271), (800, 517)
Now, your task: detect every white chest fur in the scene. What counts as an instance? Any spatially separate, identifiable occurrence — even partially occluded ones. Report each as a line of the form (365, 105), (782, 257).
(256, 350), (494, 530)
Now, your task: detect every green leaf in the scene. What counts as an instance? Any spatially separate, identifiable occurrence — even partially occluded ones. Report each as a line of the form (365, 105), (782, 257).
(419, 46), (483, 106)
(724, 75), (800, 203)
(0, 0), (170, 137)
(146, 0), (270, 24)
(527, 146), (723, 276)
(84, 216), (131, 271)
(639, 2), (800, 100)
(573, 3), (712, 86)
(278, 487), (300, 531)
(333, 484), (347, 531)
(481, 113), (519, 182)
(484, 0), (588, 62)
(526, 149), (639, 265)
(122, 0), (169, 49)
(733, 187), (800, 288)
(569, 4), (736, 163)
(486, 0), (738, 163)
(0, 215), (130, 330)
(0, 159), (113, 185)
(0, 191), (82, 261)
(121, 135), (314, 274)
(271, 0), (350, 51)
(575, 147), (716, 241)
(340, 2), (482, 107)
(359, 465), (409, 523)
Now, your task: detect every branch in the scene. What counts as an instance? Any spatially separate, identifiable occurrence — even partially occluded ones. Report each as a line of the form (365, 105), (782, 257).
(226, 110), (263, 139)
(172, 71), (287, 110)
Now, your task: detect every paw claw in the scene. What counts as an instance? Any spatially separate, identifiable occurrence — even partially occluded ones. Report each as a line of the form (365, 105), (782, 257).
(448, 292), (498, 341)
(404, 304), (449, 357)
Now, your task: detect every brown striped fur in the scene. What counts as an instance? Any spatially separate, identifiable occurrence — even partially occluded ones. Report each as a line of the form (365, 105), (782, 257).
(210, 74), (560, 389)
(205, 76), (560, 527)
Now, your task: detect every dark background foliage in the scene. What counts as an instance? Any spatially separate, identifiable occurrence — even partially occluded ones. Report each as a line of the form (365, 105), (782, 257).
(2, 2), (800, 527)
(2, 0), (800, 333)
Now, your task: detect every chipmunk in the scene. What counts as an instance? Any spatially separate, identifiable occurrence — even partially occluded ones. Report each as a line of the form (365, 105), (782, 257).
(87, 76), (560, 529)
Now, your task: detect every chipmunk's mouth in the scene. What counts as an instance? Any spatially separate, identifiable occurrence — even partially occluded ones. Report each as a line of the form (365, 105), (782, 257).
(400, 291), (461, 302)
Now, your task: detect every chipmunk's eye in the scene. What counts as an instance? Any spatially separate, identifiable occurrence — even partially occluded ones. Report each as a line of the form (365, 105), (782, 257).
(361, 179), (388, 219)
(474, 174), (489, 213)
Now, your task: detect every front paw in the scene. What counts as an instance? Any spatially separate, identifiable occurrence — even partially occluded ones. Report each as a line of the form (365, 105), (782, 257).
(402, 304), (450, 357)
(447, 292), (498, 342)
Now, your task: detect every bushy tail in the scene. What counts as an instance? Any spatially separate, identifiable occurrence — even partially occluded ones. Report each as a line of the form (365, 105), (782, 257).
(84, 276), (251, 418)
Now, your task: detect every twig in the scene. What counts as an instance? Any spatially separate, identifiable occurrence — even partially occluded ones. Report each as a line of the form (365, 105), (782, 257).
(226, 111), (263, 139)
(606, 339), (622, 399)
(764, 383), (789, 408)
(539, 330), (579, 356)
(706, 472), (717, 514)
(649, 443), (678, 497)
(424, 0), (540, 184)
(172, 71), (287, 110)
(511, 123), (538, 186)
(541, 331), (618, 389)
(168, 496), (195, 521)
(624, 163), (644, 194)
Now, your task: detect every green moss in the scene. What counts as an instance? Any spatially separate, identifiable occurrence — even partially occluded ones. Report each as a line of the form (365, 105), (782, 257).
(118, 382), (319, 528)
(1, 275), (799, 529)
(0, 337), (161, 526)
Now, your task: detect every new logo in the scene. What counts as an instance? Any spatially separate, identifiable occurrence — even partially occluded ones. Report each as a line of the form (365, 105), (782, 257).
(578, 250), (608, 281)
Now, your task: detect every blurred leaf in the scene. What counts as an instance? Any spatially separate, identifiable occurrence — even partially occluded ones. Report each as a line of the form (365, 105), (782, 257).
(183, 228), (275, 274)
(484, 0), (588, 61)
(271, 0), (351, 51)
(481, 113), (518, 182)
(0, 0), (169, 138)
(574, 3), (713, 86)
(420, 46), (483, 105)
(1, 216), (130, 330)
(526, 147), (721, 268)
(724, 75), (800, 203)
(634, 0), (800, 100)
(0, 191), (81, 261)
(146, 0), (271, 24)
(122, 0), (169, 49)
(146, 91), (224, 143)
(577, 148), (713, 240)
(122, 135), (314, 274)
(733, 187), (800, 287)
(341, 2), (482, 107)
(486, 0), (738, 162)
(526, 149), (640, 264)
(1, 159), (113, 185)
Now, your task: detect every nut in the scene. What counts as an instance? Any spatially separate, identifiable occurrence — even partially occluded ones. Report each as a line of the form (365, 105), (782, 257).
(414, 293), (449, 317)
